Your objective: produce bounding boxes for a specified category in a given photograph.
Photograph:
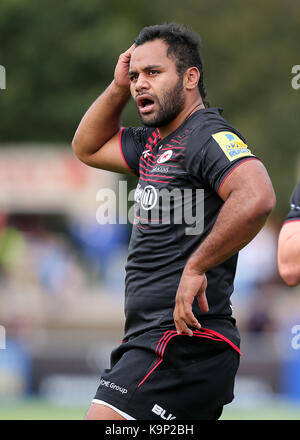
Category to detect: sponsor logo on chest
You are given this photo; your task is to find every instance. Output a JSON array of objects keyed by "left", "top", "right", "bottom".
[{"left": 152, "top": 165, "right": 169, "bottom": 173}]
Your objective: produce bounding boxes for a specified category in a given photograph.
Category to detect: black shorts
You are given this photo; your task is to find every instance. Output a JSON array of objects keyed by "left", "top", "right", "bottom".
[{"left": 93, "top": 326, "right": 240, "bottom": 420}]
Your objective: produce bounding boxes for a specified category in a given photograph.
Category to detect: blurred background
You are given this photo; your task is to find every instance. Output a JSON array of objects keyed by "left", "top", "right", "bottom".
[{"left": 1, "top": 0, "right": 300, "bottom": 420}]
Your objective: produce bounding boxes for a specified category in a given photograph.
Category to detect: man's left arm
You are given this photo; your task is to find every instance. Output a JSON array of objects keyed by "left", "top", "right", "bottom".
[{"left": 173, "top": 159, "right": 276, "bottom": 336}]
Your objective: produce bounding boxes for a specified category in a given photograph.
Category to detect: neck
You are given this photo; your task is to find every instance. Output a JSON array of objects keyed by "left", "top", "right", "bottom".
[{"left": 158, "top": 99, "right": 205, "bottom": 139}]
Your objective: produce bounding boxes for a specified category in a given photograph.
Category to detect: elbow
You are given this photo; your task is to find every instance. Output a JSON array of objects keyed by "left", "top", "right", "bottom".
[
  {"left": 71, "top": 134, "right": 81, "bottom": 158},
  {"left": 279, "top": 265, "right": 300, "bottom": 287},
  {"left": 262, "top": 186, "right": 277, "bottom": 216},
  {"left": 71, "top": 134, "right": 89, "bottom": 164},
  {"left": 249, "top": 187, "right": 276, "bottom": 221}
]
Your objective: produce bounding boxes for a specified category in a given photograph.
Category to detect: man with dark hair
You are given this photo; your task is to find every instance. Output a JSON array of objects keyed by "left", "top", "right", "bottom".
[
  {"left": 278, "top": 179, "right": 300, "bottom": 286},
  {"left": 134, "top": 23, "right": 209, "bottom": 107},
  {"left": 72, "top": 23, "right": 276, "bottom": 420}
]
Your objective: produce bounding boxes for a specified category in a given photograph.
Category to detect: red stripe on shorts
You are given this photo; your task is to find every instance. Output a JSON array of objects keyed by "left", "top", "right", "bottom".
[{"left": 137, "top": 328, "right": 240, "bottom": 388}]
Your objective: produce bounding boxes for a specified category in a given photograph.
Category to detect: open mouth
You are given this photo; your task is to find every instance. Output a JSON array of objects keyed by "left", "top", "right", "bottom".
[{"left": 137, "top": 97, "right": 155, "bottom": 114}]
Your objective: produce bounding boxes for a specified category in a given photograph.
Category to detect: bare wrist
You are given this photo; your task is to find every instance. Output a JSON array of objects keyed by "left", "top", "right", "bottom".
[
  {"left": 185, "top": 260, "right": 205, "bottom": 276},
  {"left": 111, "top": 80, "right": 131, "bottom": 99}
]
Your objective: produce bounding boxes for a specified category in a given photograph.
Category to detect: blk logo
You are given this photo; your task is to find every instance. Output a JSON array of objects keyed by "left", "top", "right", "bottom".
[{"left": 152, "top": 403, "right": 176, "bottom": 420}]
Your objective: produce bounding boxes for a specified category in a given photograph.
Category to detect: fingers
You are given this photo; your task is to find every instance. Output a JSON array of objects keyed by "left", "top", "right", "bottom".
[
  {"left": 197, "top": 290, "right": 209, "bottom": 313},
  {"left": 173, "top": 302, "right": 201, "bottom": 337},
  {"left": 127, "top": 43, "right": 136, "bottom": 54},
  {"left": 114, "top": 44, "right": 136, "bottom": 89},
  {"left": 174, "top": 317, "right": 194, "bottom": 337},
  {"left": 173, "top": 272, "right": 209, "bottom": 337},
  {"left": 121, "top": 43, "right": 136, "bottom": 61}
]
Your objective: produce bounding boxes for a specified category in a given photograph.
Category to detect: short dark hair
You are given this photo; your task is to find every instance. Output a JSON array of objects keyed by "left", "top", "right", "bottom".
[{"left": 134, "top": 23, "right": 209, "bottom": 107}]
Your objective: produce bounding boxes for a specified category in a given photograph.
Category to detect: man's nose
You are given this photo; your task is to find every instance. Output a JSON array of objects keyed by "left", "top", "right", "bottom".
[{"left": 135, "top": 74, "right": 150, "bottom": 92}]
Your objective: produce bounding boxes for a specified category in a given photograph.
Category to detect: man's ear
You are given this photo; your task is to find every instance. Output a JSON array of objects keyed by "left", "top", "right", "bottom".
[{"left": 184, "top": 67, "right": 200, "bottom": 91}]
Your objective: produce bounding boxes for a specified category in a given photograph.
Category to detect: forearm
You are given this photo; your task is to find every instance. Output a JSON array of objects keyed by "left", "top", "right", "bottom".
[
  {"left": 72, "top": 80, "right": 130, "bottom": 158},
  {"left": 186, "top": 190, "right": 272, "bottom": 274},
  {"left": 173, "top": 191, "right": 271, "bottom": 336},
  {"left": 173, "top": 160, "right": 275, "bottom": 335}
]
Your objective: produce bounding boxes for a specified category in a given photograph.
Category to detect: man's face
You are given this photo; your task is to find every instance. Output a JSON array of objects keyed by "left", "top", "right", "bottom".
[{"left": 129, "top": 39, "right": 186, "bottom": 127}]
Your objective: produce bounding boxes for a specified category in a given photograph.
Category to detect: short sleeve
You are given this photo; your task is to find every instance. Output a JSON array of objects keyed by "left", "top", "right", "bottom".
[
  {"left": 119, "top": 127, "right": 149, "bottom": 177},
  {"left": 284, "top": 180, "right": 300, "bottom": 223},
  {"left": 185, "top": 129, "right": 259, "bottom": 193}
]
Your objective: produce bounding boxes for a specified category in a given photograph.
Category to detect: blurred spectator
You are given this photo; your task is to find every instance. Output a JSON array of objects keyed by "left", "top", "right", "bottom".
[
  {"left": 233, "top": 225, "right": 278, "bottom": 300},
  {"left": 0, "top": 213, "right": 86, "bottom": 297},
  {"left": 0, "top": 213, "right": 27, "bottom": 285},
  {"left": 70, "top": 214, "right": 130, "bottom": 292},
  {"left": 244, "top": 286, "right": 277, "bottom": 333},
  {"left": 231, "top": 224, "right": 278, "bottom": 331},
  {"left": 29, "top": 231, "right": 85, "bottom": 296}
]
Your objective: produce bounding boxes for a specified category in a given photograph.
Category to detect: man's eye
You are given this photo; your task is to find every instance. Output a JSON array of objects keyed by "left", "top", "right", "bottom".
[
  {"left": 129, "top": 74, "right": 138, "bottom": 81},
  {"left": 149, "top": 70, "right": 159, "bottom": 75}
]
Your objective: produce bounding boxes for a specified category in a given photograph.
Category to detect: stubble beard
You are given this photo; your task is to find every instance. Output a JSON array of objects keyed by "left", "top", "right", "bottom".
[{"left": 137, "top": 77, "right": 186, "bottom": 128}]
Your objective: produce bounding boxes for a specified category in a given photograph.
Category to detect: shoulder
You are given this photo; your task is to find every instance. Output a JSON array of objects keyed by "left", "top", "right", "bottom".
[
  {"left": 185, "top": 107, "right": 250, "bottom": 160},
  {"left": 122, "top": 126, "right": 159, "bottom": 145},
  {"left": 189, "top": 107, "right": 247, "bottom": 143}
]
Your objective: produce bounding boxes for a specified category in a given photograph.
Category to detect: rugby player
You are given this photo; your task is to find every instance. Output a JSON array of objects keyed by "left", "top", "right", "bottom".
[
  {"left": 72, "top": 23, "right": 276, "bottom": 420},
  {"left": 278, "top": 179, "right": 300, "bottom": 286}
]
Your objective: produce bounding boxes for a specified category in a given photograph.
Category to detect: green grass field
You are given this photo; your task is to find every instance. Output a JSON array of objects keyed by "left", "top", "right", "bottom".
[{"left": 0, "top": 397, "right": 299, "bottom": 420}]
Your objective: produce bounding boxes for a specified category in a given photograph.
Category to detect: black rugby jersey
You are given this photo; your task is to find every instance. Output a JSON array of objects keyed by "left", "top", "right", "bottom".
[
  {"left": 120, "top": 108, "right": 259, "bottom": 348},
  {"left": 284, "top": 180, "right": 300, "bottom": 223}
]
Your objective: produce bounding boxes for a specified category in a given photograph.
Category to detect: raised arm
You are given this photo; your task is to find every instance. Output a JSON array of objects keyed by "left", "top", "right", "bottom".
[
  {"left": 72, "top": 44, "right": 136, "bottom": 174},
  {"left": 173, "top": 159, "right": 276, "bottom": 336}
]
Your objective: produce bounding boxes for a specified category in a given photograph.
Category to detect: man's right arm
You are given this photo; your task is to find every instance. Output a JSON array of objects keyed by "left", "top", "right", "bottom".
[{"left": 72, "top": 44, "right": 136, "bottom": 174}]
